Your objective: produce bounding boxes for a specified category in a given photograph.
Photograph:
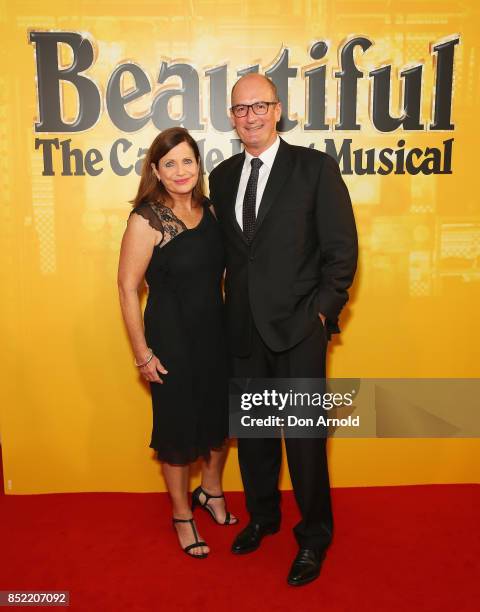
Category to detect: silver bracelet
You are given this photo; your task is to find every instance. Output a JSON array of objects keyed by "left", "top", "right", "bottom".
[{"left": 135, "top": 348, "right": 153, "bottom": 368}]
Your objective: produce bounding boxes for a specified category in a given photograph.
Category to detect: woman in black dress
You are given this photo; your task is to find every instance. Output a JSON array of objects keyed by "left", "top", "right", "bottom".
[{"left": 118, "top": 128, "right": 237, "bottom": 559}]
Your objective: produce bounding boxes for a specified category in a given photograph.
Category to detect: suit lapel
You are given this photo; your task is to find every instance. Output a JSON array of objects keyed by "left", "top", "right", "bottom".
[
  {"left": 225, "top": 153, "right": 247, "bottom": 243},
  {"left": 251, "top": 138, "right": 293, "bottom": 240}
]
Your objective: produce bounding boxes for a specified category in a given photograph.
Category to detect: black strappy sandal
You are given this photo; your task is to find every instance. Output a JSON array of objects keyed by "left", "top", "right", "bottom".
[
  {"left": 191, "top": 485, "right": 239, "bottom": 526},
  {"left": 172, "top": 517, "right": 209, "bottom": 559}
]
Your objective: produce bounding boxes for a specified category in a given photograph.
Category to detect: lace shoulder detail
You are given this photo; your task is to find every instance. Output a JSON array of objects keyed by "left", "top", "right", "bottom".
[
  {"left": 129, "top": 201, "right": 186, "bottom": 248},
  {"left": 129, "top": 202, "right": 163, "bottom": 232}
]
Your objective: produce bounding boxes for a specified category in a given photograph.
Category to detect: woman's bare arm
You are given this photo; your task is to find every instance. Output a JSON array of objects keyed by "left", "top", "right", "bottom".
[{"left": 117, "top": 214, "right": 167, "bottom": 383}]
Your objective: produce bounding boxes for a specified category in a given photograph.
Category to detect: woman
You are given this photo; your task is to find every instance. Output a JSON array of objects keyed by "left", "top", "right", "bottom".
[{"left": 118, "top": 127, "right": 237, "bottom": 559}]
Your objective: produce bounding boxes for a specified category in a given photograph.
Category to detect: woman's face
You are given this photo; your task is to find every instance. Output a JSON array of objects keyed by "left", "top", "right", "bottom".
[{"left": 152, "top": 141, "right": 199, "bottom": 199}]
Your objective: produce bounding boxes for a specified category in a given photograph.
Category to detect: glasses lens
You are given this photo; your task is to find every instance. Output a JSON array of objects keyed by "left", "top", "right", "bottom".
[
  {"left": 233, "top": 105, "right": 247, "bottom": 117},
  {"left": 252, "top": 102, "right": 269, "bottom": 115}
]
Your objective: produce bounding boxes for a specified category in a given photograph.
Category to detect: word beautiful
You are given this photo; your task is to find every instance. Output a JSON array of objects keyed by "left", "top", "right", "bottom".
[{"left": 30, "top": 32, "right": 458, "bottom": 133}]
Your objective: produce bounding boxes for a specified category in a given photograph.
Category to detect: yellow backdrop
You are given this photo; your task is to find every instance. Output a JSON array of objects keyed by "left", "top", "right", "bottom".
[{"left": 1, "top": 1, "right": 479, "bottom": 494}]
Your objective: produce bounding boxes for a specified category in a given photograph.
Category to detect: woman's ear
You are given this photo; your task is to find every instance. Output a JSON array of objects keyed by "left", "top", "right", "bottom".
[{"left": 151, "top": 162, "right": 160, "bottom": 181}]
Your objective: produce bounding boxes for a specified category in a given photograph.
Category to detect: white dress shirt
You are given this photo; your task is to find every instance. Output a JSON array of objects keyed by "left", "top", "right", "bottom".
[{"left": 235, "top": 136, "right": 281, "bottom": 229}]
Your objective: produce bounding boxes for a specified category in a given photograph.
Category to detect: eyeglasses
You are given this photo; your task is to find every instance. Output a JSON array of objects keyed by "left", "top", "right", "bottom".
[{"left": 230, "top": 101, "right": 278, "bottom": 118}]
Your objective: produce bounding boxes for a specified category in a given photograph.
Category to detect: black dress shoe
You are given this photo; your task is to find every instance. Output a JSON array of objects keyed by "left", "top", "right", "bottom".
[
  {"left": 287, "top": 548, "right": 326, "bottom": 586},
  {"left": 231, "top": 522, "right": 279, "bottom": 554}
]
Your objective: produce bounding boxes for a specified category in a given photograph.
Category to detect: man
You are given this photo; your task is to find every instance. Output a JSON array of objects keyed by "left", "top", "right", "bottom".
[{"left": 209, "top": 73, "right": 357, "bottom": 586}]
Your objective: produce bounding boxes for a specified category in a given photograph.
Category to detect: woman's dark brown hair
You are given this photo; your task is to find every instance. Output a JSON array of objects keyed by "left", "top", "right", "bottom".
[{"left": 131, "top": 127, "right": 205, "bottom": 208}]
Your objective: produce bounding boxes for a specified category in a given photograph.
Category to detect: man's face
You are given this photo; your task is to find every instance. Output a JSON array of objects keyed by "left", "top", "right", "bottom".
[{"left": 230, "top": 76, "right": 282, "bottom": 155}]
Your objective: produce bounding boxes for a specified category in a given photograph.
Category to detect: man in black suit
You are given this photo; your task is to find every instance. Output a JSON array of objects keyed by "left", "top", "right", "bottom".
[{"left": 209, "top": 74, "right": 357, "bottom": 586}]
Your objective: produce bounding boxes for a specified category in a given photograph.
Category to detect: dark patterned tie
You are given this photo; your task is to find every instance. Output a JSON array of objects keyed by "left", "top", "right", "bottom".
[{"left": 242, "top": 157, "right": 263, "bottom": 241}]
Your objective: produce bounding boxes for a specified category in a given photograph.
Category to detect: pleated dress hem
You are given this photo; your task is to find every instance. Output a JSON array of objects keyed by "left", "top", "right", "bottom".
[{"left": 150, "top": 435, "right": 228, "bottom": 466}]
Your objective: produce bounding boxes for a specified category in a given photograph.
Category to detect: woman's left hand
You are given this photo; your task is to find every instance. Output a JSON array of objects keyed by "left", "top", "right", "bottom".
[{"left": 140, "top": 354, "right": 168, "bottom": 383}]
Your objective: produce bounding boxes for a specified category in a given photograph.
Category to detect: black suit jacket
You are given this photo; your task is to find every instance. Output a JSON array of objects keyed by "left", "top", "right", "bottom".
[{"left": 209, "top": 138, "right": 358, "bottom": 356}]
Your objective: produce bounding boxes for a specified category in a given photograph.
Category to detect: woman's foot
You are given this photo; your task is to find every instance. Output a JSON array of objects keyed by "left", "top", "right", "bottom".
[
  {"left": 192, "top": 485, "right": 239, "bottom": 525},
  {"left": 173, "top": 516, "right": 210, "bottom": 558}
]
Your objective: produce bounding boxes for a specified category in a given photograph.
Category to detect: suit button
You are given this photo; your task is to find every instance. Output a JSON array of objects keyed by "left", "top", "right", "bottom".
[{"left": 249, "top": 255, "right": 255, "bottom": 261}]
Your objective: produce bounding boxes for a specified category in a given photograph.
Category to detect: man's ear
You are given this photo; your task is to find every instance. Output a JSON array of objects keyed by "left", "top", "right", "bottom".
[
  {"left": 229, "top": 111, "right": 236, "bottom": 130},
  {"left": 274, "top": 101, "right": 282, "bottom": 122}
]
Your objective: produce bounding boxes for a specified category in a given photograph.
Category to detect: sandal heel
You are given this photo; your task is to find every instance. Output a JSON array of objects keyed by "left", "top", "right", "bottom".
[{"left": 191, "top": 485, "right": 239, "bottom": 526}]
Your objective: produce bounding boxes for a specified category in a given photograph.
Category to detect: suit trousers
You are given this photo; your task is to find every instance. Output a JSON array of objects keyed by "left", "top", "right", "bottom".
[{"left": 232, "top": 317, "right": 333, "bottom": 550}]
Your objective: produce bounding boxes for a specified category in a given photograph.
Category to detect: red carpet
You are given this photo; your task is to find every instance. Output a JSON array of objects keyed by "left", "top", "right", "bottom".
[{"left": 1, "top": 451, "right": 478, "bottom": 611}]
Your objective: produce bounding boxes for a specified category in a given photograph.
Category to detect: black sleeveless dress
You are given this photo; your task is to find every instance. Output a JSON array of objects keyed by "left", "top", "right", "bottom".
[{"left": 129, "top": 199, "right": 229, "bottom": 465}]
